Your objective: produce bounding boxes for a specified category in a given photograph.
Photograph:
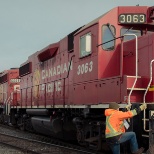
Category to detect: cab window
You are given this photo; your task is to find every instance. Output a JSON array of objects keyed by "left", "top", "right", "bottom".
[
  {"left": 102, "top": 25, "right": 115, "bottom": 51},
  {"left": 80, "top": 33, "right": 91, "bottom": 57},
  {"left": 121, "top": 28, "right": 141, "bottom": 42}
]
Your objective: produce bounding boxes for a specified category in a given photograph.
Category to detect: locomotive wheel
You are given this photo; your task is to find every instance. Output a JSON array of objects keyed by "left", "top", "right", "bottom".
[
  {"left": 25, "top": 119, "right": 34, "bottom": 132},
  {"left": 0, "top": 113, "right": 4, "bottom": 124},
  {"left": 77, "top": 129, "right": 86, "bottom": 146},
  {"left": 17, "top": 117, "right": 25, "bottom": 131}
]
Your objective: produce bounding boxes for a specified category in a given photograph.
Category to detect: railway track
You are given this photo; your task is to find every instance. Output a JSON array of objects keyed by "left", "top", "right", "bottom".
[
  {"left": 0, "top": 143, "right": 26, "bottom": 154},
  {"left": 0, "top": 124, "right": 105, "bottom": 154}
]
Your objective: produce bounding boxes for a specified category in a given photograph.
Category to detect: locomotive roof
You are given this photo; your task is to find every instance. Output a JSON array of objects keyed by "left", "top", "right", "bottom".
[
  {"left": 75, "top": 6, "right": 154, "bottom": 34},
  {"left": 75, "top": 10, "right": 110, "bottom": 35}
]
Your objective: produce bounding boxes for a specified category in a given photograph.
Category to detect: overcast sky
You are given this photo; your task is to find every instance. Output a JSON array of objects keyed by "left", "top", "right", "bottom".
[{"left": 0, "top": 0, "right": 153, "bottom": 71}]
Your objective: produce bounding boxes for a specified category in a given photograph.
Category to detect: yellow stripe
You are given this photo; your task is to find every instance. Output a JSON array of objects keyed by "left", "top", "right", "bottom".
[
  {"left": 106, "top": 132, "right": 122, "bottom": 138},
  {"left": 106, "top": 112, "right": 120, "bottom": 138},
  {"left": 149, "top": 88, "right": 154, "bottom": 91}
]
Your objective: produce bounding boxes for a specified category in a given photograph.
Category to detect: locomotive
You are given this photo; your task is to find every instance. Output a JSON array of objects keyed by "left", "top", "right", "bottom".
[{"left": 0, "top": 5, "right": 154, "bottom": 153}]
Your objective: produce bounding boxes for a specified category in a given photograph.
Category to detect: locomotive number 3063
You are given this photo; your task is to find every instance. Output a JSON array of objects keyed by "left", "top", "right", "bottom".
[
  {"left": 77, "top": 61, "right": 93, "bottom": 75},
  {"left": 119, "top": 14, "right": 146, "bottom": 24}
]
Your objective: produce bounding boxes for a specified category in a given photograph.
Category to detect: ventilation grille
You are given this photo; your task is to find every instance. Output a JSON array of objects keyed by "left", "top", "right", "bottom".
[
  {"left": 0, "top": 74, "right": 8, "bottom": 84},
  {"left": 19, "top": 62, "right": 32, "bottom": 77}
]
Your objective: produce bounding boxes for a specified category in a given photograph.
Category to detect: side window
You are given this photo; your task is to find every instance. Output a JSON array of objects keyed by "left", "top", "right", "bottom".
[
  {"left": 80, "top": 33, "right": 91, "bottom": 57},
  {"left": 102, "top": 25, "right": 115, "bottom": 51}
]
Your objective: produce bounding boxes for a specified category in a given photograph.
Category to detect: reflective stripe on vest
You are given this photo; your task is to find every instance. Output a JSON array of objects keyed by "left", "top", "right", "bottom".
[
  {"left": 131, "top": 109, "right": 137, "bottom": 116},
  {"left": 105, "top": 112, "right": 122, "bottom": 138},
  {"left": 119, "top": 121, "right": 124, "bottom": 129}
]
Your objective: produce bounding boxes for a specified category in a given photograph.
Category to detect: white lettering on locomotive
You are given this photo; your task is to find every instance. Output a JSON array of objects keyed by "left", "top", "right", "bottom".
[
  {"left": 42, "top": 62, "right": 72, "bottom": 80},
  {"left": 41, "top": 81, "right": 61, "bottom": 92},
  {"left": 77, "top": 61, "right": 93, "bottom": 75},
  {"left": 14, "top": 85, "right": 20, "bottom": 91},
  {"left": 10, "top": 79, "right": 21, "bottom": 83}
]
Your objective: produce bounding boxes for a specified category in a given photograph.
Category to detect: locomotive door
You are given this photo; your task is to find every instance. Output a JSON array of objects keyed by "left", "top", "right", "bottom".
[
  {"left": 97, "top": 24, "right": 121, "bottom": 102},
  {"left": 73, "top": 28, "right": 98, "bottom": 105},
  {"left": 99, "top": 24, "right": 121, "bottom": 78}
]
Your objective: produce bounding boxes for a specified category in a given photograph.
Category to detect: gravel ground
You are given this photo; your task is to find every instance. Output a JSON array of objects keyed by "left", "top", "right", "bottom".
[
  {"left": 0, "top": 144, "right": 25, "bottom": 154},
  {"left": 0, "top": 143, "right": 87, "bottom": 154},
  {"left": 0, "top": 125, "right": 95, "bottom": 154}
]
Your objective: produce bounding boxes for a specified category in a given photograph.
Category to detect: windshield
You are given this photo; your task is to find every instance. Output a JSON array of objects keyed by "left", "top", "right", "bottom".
[{"left": 121, "top": 28, "right": 141, "bottom": 42}]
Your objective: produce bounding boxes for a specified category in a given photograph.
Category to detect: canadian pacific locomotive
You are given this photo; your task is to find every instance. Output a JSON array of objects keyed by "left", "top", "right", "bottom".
[{"left": 0, "top": 5, "right": 154, "bottom": 153}]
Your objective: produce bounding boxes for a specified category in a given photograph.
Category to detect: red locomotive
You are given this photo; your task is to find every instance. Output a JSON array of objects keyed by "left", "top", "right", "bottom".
[
  {"left": 1, "top": 5, "right": 154, "bottom": 153},
  {"left": 0, "top": 69, "right": 20, "bottom": 121}
]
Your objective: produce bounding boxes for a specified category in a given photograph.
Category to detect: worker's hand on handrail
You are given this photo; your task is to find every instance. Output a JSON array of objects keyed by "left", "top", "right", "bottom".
[
  {"left": 140, "top": 104, "right": 147, "bottom": 111},
  {"left": 125, "top": 104, "right": 132, "bottom": 110}
]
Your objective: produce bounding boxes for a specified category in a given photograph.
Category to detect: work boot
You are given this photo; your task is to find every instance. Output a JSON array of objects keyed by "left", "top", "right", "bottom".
[{"left": 132, "top": 147, "right": 144, "bottom": 154}]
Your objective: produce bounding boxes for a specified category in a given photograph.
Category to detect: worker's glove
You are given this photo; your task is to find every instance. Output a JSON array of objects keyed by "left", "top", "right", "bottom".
[
  {"left": 126, "top": 104, "right": 132, "bottom": 110},
  {"left": 140, "top": 104, "right": 147, "bottom": 111}
]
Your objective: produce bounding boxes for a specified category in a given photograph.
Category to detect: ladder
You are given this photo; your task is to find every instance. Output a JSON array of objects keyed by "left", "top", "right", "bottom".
[
  {"left": 143, "top": 59, "right": 154, "bottom": 132},
  {"left": 126, "top": 76, "right": 146, "bottom": 102},
  {"left": 121, "top": 34, "right": 139, "bottom": 106},
  {"left": 4, "top": 96, "right": 11, "bottom": 115}
]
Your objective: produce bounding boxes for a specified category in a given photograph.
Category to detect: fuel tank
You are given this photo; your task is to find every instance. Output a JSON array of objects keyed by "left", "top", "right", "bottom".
[
  {"left": 26, "top": 109, "right": 49, "bottom": 115},
  {"left": 31, "top": 116, "right": 77, "bottom": 141}
]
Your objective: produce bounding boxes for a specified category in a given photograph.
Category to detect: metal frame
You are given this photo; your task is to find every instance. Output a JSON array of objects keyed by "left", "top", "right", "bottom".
[
  {"left": 122, "top": 34, "right": 138, "bottom": 105},
  {"left": 143, "top": 59, "right": 154, "bottom": 132}
]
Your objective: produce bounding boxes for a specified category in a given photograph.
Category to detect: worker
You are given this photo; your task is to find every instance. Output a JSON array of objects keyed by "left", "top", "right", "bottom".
[{"left": 105, "top": 102, "right": 147, "bottom": 154}]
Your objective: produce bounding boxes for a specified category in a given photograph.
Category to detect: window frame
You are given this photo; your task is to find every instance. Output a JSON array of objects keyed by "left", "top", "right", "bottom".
[
  {"left": 120, "top": 27, "right": 142, "bottom": 42},
  {"left": 79, "top": 32, "right": 92, "bottom": 58},
  {"left": 102, "top": 24, "right": 116, "bottom": 51}
]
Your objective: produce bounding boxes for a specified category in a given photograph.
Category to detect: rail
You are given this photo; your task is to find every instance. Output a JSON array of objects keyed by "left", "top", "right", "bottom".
[
  {"left": 0, "top": 124, "right": 99, "bottom": 154},
  {"left": 143, "top": 59, "right": 154, "bottom": 132},
  {"left": 122, "top": 34, "right": 138, "bottom": 105}
]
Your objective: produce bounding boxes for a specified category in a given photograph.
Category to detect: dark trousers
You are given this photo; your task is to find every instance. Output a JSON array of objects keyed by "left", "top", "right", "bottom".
[{"left": 108, "top": 132, "right": 138, "bottom": 154}]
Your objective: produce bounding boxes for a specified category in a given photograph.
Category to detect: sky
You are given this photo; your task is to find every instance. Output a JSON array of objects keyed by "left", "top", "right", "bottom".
[{"left": 0, "top": 0, "right": 154, "bottom": 72}]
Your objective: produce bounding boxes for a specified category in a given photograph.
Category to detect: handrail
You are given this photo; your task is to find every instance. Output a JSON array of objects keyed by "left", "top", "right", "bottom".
[
  {"left": 143, "top": 59, "right": 154, "bottom": 132},
  {"left": 122, "top": 34, "right": 138, "bottom": 105},
  {"left": 4, "top": 96, "right": 10, "bottom": 115}
]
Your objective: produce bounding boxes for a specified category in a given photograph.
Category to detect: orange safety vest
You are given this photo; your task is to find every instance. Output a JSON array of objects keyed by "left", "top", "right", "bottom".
[{"left": 105, "top": 109, "right": 137, "bottom": 138}]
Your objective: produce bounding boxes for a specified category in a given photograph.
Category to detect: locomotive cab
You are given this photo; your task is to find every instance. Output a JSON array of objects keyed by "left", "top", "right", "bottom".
[{"left": 72, "top": 6, "right": 154, "bottom": 151}]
